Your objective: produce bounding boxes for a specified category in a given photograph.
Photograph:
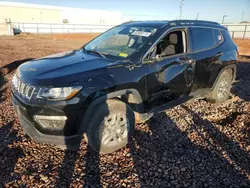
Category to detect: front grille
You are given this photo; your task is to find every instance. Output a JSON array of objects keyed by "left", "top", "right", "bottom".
[{"left": 12, "top": 74, "right": 35, "bottom": 100}]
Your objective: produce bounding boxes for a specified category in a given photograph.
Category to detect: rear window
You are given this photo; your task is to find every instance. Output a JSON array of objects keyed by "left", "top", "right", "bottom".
[
  {"left": 213, "top": 29, "right": 223, "bottom": 45},
  {"left": 191, "top": 28, "right": 216, "bottom": 52}
]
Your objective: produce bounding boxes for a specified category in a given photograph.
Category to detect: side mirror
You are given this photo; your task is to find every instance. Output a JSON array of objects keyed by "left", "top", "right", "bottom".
[{"left": 152, "top": 54, "right": 163, "bottom": 61}]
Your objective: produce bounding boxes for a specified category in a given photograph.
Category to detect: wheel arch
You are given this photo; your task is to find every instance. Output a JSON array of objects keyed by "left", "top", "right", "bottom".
[
  {"left": 78, "top": 88, "right": 144, "bottom": 133},
  {"left": 211, "top": 64, "right": 236, "bottom": 90}
]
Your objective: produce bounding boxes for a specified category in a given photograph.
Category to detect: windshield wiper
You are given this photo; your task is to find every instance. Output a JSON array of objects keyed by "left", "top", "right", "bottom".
[{"left": 83, "top": 48, "right": 108, "bottom": 59}]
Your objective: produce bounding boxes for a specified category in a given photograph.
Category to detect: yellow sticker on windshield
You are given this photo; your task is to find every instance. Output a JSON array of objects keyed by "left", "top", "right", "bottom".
[{"left": 119, "top": 53, "right": 128, "bottom": 58}]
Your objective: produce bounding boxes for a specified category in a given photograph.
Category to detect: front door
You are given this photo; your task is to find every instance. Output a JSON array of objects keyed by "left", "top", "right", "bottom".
[
  {"left": 144, "top": 28, "right": 195, "bottom": 106},
  {"left": 146, "top": 54, "right": 195, "bottom": 103}
]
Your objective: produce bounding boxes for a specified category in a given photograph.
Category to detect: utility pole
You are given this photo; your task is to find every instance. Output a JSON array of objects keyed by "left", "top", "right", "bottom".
[
  {"left": 241, "top": 11, "right": 244, "bottom": 22},
  {"left": 222, "top": 15, "right": 227, "bottom": 24},
  {"left": 196, "top": 13, "right": 199, "bottom": 20},
  {"left": 179, "top": 0, "right": 184, "bottom": 20}
]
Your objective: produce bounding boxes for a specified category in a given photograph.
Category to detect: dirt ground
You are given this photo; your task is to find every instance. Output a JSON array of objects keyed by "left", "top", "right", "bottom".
[
  {"left": 234, "top": 39, "right": 250, "bottom": 48},
  {"left": 0, "top": 34, "right": 250, "bottom": 187},
  {"left": 233, "top": 39, "right": 250, "bottom": 56},
  {"left": 35, "top": 33, "right": 100, "bottom": 43}
]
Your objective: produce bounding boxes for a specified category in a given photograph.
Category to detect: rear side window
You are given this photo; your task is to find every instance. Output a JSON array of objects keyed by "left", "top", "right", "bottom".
[
  {"left": 191, "top": 28, "right": 216, "bottom": 52},
  {"left": 213, "top": 29, "right": 223, "bottom": 45}
]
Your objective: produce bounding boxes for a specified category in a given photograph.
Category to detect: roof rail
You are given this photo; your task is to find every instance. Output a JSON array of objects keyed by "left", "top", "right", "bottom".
[{"left": 171, "top": 20, "right": 220, "bottom": 25}]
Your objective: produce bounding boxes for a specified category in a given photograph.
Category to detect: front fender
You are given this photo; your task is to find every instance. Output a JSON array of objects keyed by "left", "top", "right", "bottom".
[{"left": 80, "top": 74, "right": 115, "bottom": 95}]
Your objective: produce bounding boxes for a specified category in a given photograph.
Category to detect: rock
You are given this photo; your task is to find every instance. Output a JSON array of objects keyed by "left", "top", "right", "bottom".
[
  {"left": 40, "top": 175, "right": 48, "bottom": 181},
  {"left": 21, "top": 175, "right": 26, "bottom": 181},
  {"left": 181, "top": 167, "right": 186, "bottom": 172},
  {"left": 158, "top": 168, "right": 163, "bottom": 173},
  {"left": 196, "top": 157, "right": 201, "bottom": 162},
  {"left": 106, "top": 172, "right": 112, "bottom": 177},
  {"left": 126, "top": 153, "right": 131, "bottom": 157},
  {"left": 162, "top": 157, "right": 167, "bottom": 162}
]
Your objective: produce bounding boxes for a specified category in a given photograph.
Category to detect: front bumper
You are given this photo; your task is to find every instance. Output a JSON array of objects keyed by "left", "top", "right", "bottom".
[{"left": 12, "top": 93, "right": 83, "bottom": 149}]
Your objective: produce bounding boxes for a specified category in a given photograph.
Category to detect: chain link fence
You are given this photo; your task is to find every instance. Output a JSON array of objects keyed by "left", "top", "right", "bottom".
[
  {"left": 223, "top": 24, "right": 250, "bottom": 39},
  {"left": 11, "top": 22, "right": 114, "bottom": 34},
  {"left": 1, "top": 22, "right": 249, "bottom": 39}
]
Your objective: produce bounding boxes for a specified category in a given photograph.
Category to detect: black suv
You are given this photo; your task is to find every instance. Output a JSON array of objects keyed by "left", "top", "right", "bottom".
[{"left": 12, "top": 20, "right": 237, "bottom": 153}]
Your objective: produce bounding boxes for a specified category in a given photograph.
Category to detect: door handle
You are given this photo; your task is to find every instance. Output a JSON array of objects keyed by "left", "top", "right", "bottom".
[
  {"left": 187, "top": 59, "right": 194, "bottom": 64},
  {"left": 179, "top": 56, "right": 194, "bottom": 64}
]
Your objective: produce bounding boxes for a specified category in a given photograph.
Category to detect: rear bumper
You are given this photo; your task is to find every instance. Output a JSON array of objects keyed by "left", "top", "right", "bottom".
[{"left": 12, "top": 94, "right": 82, "bottom": 150}]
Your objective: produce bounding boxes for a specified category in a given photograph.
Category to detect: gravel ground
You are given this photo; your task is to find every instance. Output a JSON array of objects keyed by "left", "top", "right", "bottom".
[{"left": 0, "top": 35, "right": 250, "bottom": 187}]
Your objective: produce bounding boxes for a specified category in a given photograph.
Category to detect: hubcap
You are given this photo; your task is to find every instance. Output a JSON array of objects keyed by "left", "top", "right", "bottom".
[
  {"left": 99, "top": 113, "right": 129, "bottom": 147},
  {"left": 217, "top": 78, "right": 230, "bottom": 99}
]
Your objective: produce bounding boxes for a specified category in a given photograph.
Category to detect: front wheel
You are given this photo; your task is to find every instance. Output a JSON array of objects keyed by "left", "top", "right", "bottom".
[{"left": 84, "top": 99, "right": 135, "bottom": 154}]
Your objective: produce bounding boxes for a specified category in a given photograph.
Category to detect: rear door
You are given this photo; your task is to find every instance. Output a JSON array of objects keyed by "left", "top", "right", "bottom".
[{"left": 190, "top": 27, "right": 223, "bottom": 90}]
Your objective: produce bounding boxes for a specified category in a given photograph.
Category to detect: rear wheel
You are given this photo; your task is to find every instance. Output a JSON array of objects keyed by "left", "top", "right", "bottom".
[
  {"left": 84, "top": 99, "right": 135, "bottom": 153},
  {"left": 207, "top": 69, "right": 232, "bottom": 103}
]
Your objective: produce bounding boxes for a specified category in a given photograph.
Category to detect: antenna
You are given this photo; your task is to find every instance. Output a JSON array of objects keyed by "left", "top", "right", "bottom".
[{"left": 179, "top": 0, "right": 184, "bottom": 20}]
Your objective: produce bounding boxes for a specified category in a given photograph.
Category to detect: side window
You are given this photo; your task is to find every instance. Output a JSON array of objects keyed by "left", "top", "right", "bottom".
[
  {"left": 148, "top": 30, "right": 187, "bottom": 58},
  {"left": 191, "top": 28, "right": 215, "bottom": 52},
  {"left": 213, "top": 29, "right": 223, "bottom": 45}
]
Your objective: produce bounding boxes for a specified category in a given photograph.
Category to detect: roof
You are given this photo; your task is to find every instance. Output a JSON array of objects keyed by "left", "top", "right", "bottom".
[{"left": 122, "top": 20, "right": 225, "bottom": 29}]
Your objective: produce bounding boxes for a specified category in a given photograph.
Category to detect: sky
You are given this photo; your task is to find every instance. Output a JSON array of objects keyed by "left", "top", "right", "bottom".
[{"left": 2, "top": 0, "right": 250, "bottom": 23}]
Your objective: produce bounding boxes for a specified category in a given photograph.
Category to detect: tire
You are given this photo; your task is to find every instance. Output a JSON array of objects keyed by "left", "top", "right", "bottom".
[
  {"left": 207, "top": 69, "right": 232, "bottom": 103},
  {"left": 84, "top": 99, "right": 135, "bottom": 154}
]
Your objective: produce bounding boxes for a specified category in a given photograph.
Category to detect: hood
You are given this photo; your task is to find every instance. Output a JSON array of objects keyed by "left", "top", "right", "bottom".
[{"left": 17, "top": 50, "right": 115, "bottom": 86}]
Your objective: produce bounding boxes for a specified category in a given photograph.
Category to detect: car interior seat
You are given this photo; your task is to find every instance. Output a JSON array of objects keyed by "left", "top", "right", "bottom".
[{"left": 160, "top": 33, "right": 177, "bottom": 56}]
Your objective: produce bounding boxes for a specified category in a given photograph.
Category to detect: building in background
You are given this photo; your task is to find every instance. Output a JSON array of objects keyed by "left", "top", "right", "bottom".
[{"left": 0, "top": 1, "right": 122, "bottom": 25}]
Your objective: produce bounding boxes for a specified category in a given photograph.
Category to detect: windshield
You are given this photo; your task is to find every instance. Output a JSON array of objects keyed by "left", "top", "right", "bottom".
[{"left": 83, "top": 25, "right": 158, "bottom": 59}]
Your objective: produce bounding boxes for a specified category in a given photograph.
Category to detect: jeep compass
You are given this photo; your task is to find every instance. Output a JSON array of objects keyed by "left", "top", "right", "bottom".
[{"left": 12, "top": 20, "right": 237, "bottom": 153}]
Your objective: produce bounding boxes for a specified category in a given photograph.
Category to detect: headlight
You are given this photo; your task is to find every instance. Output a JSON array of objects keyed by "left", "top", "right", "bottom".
[{"left": 37, "top": 86, "right": 82, "bottom": 100}]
